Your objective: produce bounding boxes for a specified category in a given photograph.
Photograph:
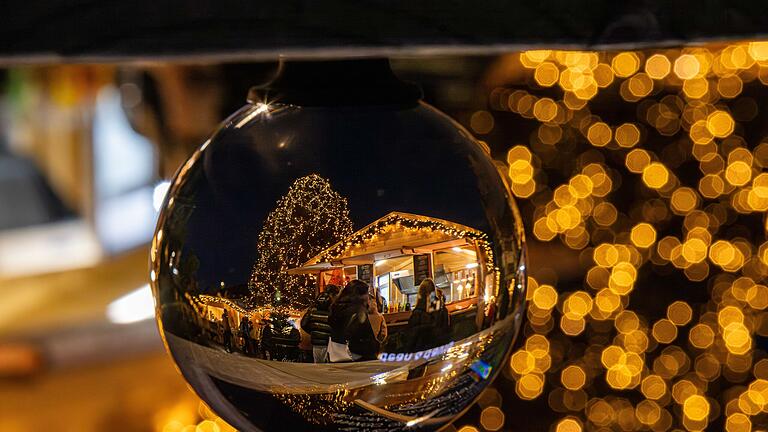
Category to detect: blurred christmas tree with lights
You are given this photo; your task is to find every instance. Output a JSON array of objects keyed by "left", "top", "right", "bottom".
[
  {"left": 249, "top": 174, "right": 353, "bottom": 309},
  {"left": 463, "top": 44, "right": 768, "bottom": 431}
]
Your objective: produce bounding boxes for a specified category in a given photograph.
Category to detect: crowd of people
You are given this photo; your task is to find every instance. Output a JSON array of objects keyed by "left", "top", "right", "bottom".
[
  {"left": 197, "top": 277, "right": 452, "bottom": 363},
  {"left": 299, "top": 278, "right": 450, "bottom": 363}
]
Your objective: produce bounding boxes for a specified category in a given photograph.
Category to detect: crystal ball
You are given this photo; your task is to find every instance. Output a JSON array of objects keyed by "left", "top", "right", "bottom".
[{"left": 151, "top": 60, "right": 527, "bottom": 431}]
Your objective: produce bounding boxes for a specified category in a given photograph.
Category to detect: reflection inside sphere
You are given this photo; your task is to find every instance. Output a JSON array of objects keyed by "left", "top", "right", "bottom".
[{"left": 151, "top": 78, "right": 526, "bottom": 431}]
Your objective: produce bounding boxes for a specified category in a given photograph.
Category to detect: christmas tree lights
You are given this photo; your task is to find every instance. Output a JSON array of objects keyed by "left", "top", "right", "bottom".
[{"left": 249, "top": 174, "right": 353, "bottom": 309}]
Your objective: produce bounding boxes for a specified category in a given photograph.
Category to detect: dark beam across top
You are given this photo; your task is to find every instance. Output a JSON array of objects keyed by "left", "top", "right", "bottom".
[{"left": 3, "top": 1, "right": 768, "bottom": 64}]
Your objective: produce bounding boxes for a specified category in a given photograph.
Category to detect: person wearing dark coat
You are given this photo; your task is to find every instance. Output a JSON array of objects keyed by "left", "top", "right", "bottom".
[
  {"left": 239, "top": 316, "right": 253, "bottom": 354},
  {"left": 300, "top": 284, "right": 340, "bottom": 363},
  {"left": 221, "top": 310, "right": 232, "bottom": 353},
  {"left": 407, "top": 279, "right": 446, "bottom": 351},
  {"left": 328, "top": 280, "right": 379, "bottom": 361}
]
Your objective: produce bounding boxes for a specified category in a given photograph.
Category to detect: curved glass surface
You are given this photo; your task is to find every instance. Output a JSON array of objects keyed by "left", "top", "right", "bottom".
[{"left": 151, "top": 99, "right": 526, "bottom": 431}]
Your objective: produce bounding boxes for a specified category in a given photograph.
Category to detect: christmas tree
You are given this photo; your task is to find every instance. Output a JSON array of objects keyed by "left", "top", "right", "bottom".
[{"left": 249, "top": 174, "right": 353, "bottom": 309}]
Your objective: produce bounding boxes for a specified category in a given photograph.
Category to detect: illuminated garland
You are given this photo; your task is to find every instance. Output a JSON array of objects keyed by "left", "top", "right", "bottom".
[
  {"left": 312, "top": 212, "right": 496, "bottom": 273},
  {"left": 248, "top": 174, "right": 353, "bottom": 309}
]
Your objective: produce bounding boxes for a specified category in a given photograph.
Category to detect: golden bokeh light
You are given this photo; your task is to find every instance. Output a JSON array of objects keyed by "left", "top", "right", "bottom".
[
  {"left": 645, "top": 54, "right": 671, "bottom": 79},
  {"left": 642, "top": 162, "right": 669, "bottom": 189},
  {"left": 587, "top": 122, "right": 612, "bottom": 147},
  {"left": 479, "top": 407, "right": 505, "bottom": 432},
  {"left": 561, "top": 365, "right": 587, "bottom": 391},
  {"left": 612, "top": 52, "right": 640, "bottom": 78},
  {"left": 614, "top": 123, "right": 641, "bottom": 148},
  {"left": 682, "top": 395, "right": 710, "bottom": 421},
  {"left": 652, "top": 318, "right": 678, "bottom": 344},
  {"left": 667, "top": 301, "right": 693, "bottom": 326},
  {"left": 630, "top": 223, "right": 656, "bottom": 248},
  {"left": 641, "top": 375, "right": 667, "bottom": 400},
  {"left": 534, "top": 62, "right": 560, "bottom": 87},
  {"left": 555, "top": 417, "right": 583, "bottom": 432},
  {"left": 674, "top": 54, "right": 701, "bottom": 79}
]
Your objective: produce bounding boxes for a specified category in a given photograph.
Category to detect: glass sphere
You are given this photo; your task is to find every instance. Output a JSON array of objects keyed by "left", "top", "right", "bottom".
[{"left": 151, "top": 60, "right": 526, "bottom": 431}]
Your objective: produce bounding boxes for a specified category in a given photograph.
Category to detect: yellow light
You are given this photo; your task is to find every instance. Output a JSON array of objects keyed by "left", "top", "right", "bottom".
[
  {"left": 522, "top": 50, "right": 552, "bottom": 66},
  {"left": 642, "top": 162, "right": 670, "bottom": 189},
  {"left": 682, "top": 77, "right": 709, "bottom": 99},
  {"left": 706, "top": 110, "right": 735, "bottom": 138},
  {"left": 630, "top": 223, "right": 657, "bottom": 248},
  {"left": 532, "top": 284, "right": 558, "bottom": 310},
  {"left": 525, "top": 334, "right": 550, "bottom": 357},
  {"left": 627, "top": 73, "right": 654, "bottom": 98},
  {"left": 645, "top": 54, "right": 671, "bottom": 79},
  {"left": 561, "top": 365, "right": 587, "bottom": 390},
  {"left": 681, "top": 238, "right": 708, "bottom": 263},
  {"left": 593, "top": 63, "right": 614, "bottom": 87},
  {"left": 671, "top": 187, "right": 699, "bottom": 214},
  {"left": 674, "top": 54, "right": 701, "bottom": 79},
  {"left": 641, "top": 375, "right": 667, "bottom": 400},
  {"left": 563, "top": 291, "right": 593, "bottom": 319},
  {"left": 725, "top": 413, "right": 752, "bottom": 432},
  {"left": 534, "top": 62, "right": 560, "bottom": 87},
  {"left": 479, "top": 406, "right": 505, "bottom": 432},
  {"left": 196, "top": 420, "right": 220, "bottom": 432},
  {"left": 533, "top": 97, "right": 558, "bottom": 122},
  {"left": 723, "top": 322, "right": 751, "bottom": 355},
  {"left": 601, "top": 345, "right": 625, "bottom": 369},
  {"left": 652, "top": 318, "right": 678, "bottom": 344},
  {"left": 508, "top": 159, "right": 534, "bottom": 184},
  {"left": 595, "top": 288, "right": 621, "bottom": 314},
  {"left": 609, "top": 262, "right": 637, "bottom": 295},
  {"left": 593, "top": 243, "right": 619, "bottom": 267},
  {"left": 510, "top": 350, "right": 536, "bottom": 375},
  {"left": 667, "top": 301, "right": 693, "bottom": 326},
  {"left": 612, "top": 52, "right": 640, "bottom": 77},
  {"left": 699, "top": 174, "right": 725, "bottom": 198},
  {"left": 683, "top": 395, "right": 710, "bottom": 421},
  {"left": 516, "top": 373, "right": 544, "bottom": 400},
  {"left": 615, "top": 310, "right": 640, "bottom": 334},
  {"left": 635, "top": 400, "right": 661, "bottom": 426},
  {"left": 718, "top": 305, "right": 745, "bottom": 328},
  {"left": 587, "top": 122, "right": 612, "bottom": 147},
  {"left": 555, "top": 417, "right": 583, "bottom": 432},
  {"left": 725, "top": 160, "right": 752, "bottom": 186},
  {"left": 615, "top": 123, "right": 641, "bottom": 148},
  {"left": 507, "top": 145, "right": 533, "bottom": 164},
  {"left": 689, "top": 323, "right": 715, "bottom": 349},
  {"left": 560, "top": 315, "right": 586, "bottom": 336}
]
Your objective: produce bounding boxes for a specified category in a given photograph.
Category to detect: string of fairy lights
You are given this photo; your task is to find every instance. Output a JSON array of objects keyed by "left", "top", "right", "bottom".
[{"left": 313, "top": 212, "right": 496, "bottom": 276}]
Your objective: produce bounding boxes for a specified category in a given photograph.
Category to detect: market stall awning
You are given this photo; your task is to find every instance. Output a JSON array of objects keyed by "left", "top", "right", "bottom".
[{"left": 286, "top": 212, "right": 486, "bottom": 274}]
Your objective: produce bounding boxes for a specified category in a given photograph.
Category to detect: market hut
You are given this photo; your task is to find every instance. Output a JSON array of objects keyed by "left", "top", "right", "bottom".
[{"left": 287, "top": 212, "right": 497, "bottom": 323}]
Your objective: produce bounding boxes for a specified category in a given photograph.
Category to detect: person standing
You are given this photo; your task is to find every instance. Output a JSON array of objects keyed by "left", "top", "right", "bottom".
[
  {"left": 300, "top": 284, "right": 340, "bottom": 363},
  {"left": 407, "top": 279, "right": 438, "bottom": 351},
  {"left": 328, "top": 280, "right": 377, "bottom": 362},
  {"left": 430, "top": 286, "right": 451, "bottom": 345},
  {"left": 367, "top": 294, "right": 388, "bottom": 352},
  {"left": 221, "top": 310, "right": 232, "bottom": 353},
  {"left": 239, "top": 316, "right": 253, "bottom": 354}
]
